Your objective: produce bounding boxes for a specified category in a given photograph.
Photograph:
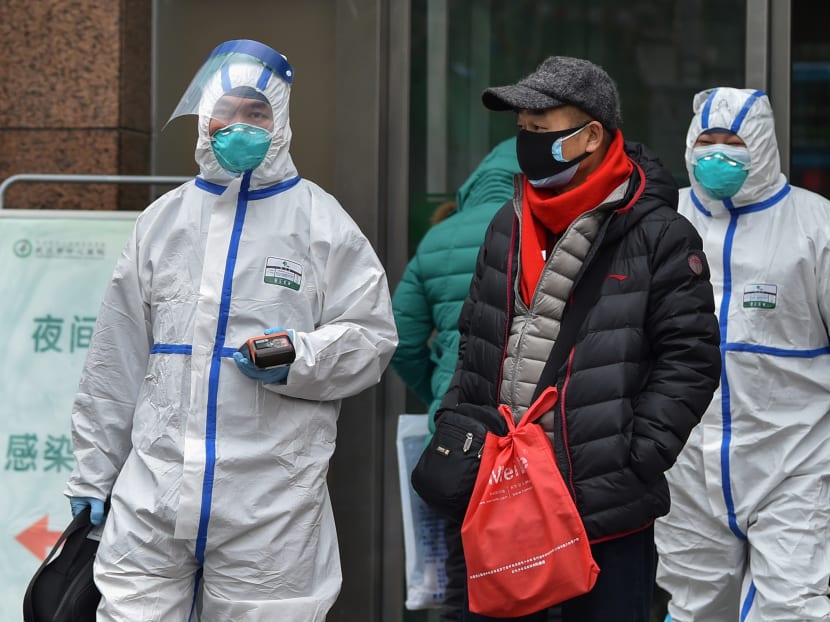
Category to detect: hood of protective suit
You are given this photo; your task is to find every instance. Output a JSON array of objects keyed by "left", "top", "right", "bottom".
[
  {"left": 455, "top": 136, "right": 520, "bottom": 212},
  {"left": 685, "top": 87, "right": 787, "bottom": 210},
  {"left": 195, "top": 58, "right": 298, "bottom": 188}
]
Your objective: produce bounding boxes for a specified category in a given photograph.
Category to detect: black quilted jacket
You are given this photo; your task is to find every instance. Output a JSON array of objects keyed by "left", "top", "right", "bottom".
[{"left": 438, "top": 141, "right": 721, "bottom": 537}]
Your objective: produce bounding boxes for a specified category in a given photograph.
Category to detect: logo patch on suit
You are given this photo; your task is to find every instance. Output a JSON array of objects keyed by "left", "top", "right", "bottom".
[
  {"left": 743, "top": 283, "right": 777, "bottom": 309},
  {"left": 688, "top": 253, "right": 704, "bottom": 276},
  {"left": 264, "top": 257, "right": 302, "bottom": 290}
]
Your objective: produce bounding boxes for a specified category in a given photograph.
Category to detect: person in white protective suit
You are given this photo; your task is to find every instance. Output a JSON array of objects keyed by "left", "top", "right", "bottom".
[
  {"left": 63, "top": 39, "right": 398, "bottom": 621},
  {"left": 654, "top": 87, "right": 830, "bottom": 622}
]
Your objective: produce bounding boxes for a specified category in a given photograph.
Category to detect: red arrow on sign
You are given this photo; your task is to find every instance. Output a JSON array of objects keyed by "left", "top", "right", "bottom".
[{"left": 16, "top": 516, "right": 62, "bottom": 560}]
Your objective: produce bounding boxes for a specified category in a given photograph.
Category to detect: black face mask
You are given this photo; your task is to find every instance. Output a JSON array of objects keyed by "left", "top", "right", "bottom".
[{"left": 515, "top": 123, "right": 591, "bottom": 182}]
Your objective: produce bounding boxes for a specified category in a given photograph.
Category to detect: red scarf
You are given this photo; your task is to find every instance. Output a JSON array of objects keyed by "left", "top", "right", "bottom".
[{"left": 519, "top": 130, "right": 633, "bottom": 304}]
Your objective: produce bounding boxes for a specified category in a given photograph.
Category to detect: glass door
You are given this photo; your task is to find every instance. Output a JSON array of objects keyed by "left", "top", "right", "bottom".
[
  {"left": 408, "top": 0, "right": 748, "bottom": 256},
  {"left": 791, "top": 0, "right": 830, "bottom": 198}
]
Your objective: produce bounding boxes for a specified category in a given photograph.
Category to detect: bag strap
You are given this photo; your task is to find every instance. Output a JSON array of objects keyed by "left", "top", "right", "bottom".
[
  {"left": 23, "top": 508, "right": 92, "bottom": 622},
  {"left": 531, "top": 242, "right": 616, "bottom": 402}
]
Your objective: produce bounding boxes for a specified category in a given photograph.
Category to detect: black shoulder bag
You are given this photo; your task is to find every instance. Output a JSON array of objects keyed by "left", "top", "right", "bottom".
[
  {"left": 23, "top": 507, "right": 102, "bottom": 622},
  {"left": 411, "top": 243, "right": 616, "bottom": 521}
]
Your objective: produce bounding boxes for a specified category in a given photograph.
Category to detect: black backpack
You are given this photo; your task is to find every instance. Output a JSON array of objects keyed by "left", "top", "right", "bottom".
[{"left": 23, "top": 507, "right": 102, "bottom": 622}]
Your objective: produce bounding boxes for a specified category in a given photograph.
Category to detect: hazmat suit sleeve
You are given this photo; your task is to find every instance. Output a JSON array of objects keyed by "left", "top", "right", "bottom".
[
  {"left": 64, "top": 223, "right": 151, "bottom": 501},
  {"left": 815, "top": 222, "right": 830, "bottom": 337},
  {"left": 630, "top": 215, "right": 721, "bottom": 482},
  {"left": 390, "top": 253, "right": 436, "bottom": 406},
  {"left": 267, "top": 223, "right": 398, "bottom": 402}
]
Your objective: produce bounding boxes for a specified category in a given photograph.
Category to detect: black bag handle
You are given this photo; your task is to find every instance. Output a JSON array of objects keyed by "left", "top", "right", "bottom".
[
  {"left": 531, "top": 243, "right": 616, "bottom": 402},
  {"left": 23, "top": 508, "right": 94, "bottom": 622}
]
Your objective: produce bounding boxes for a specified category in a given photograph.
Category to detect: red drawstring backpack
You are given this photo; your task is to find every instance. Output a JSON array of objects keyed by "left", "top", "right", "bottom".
[{"left": 461, "top": 386, "right": 599, "bottom": 617}]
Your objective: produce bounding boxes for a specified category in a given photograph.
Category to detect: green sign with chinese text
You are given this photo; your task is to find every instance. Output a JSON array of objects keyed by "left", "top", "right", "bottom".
[{"left": 0, "top": 210, "right": 136, "bottom": 620}]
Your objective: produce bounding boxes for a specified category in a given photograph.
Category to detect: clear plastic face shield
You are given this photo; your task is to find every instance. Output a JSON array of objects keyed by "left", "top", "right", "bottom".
[
  {"left": 166, "top": 40, "right": 294, "bottom": 174},
  {"left": 167, "top": 39, "right": 293, "bottom": 131}
]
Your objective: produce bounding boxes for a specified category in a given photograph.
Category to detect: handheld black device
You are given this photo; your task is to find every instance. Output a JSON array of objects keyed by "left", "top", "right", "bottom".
[{"left": 239, "top": 332, "right": 296, "bottom": 368}]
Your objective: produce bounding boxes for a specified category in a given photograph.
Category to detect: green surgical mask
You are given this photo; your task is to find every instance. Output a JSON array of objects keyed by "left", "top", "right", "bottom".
[
  {"left": 211, "top": 123, "right": 272, "bottom": 174},
  {"left": 692, "top": 145, "right": 750, "bottom": 200}
]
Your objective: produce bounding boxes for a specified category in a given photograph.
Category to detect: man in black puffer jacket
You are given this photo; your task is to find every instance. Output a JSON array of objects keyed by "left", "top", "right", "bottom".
[{"left": 434, "top": 56, "right": 722, "bottom": 622}]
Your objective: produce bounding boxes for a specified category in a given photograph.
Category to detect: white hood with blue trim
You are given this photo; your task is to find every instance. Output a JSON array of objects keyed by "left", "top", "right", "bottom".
[
  {"left": 194, "top": 50, "right": 298, "bottom": 189},
  {"left": 685, "top": 88, "right": 787, "bottom": 210}
]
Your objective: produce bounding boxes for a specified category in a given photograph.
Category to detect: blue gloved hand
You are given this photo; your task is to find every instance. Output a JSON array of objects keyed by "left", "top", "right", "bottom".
[
  {"left": 69, "top": 496, "right": 106, "bottom": 526},
  {"left": 233, "top": 327, "right": 293, "bottom": 384},
  {"left": 264, "top": 327, "right": 294, "bottom": 340}
]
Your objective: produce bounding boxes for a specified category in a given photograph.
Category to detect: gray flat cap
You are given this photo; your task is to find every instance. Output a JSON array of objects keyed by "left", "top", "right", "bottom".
[{"left": 482, "top": 56, "right": 622, "bottom": 132}]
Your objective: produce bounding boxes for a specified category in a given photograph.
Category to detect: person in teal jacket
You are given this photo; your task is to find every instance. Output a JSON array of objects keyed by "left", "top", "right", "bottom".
[{"left": 391, "top": 137, "right": 519, "bottom": 435}]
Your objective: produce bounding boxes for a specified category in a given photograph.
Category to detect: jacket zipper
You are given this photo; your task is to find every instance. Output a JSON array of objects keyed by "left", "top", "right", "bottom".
[
  {"left": 560, "top": 346, "right": 578, "bottom": 496},
  {"left": 497, "top": 212, "right": 518, "bottom": 394}
]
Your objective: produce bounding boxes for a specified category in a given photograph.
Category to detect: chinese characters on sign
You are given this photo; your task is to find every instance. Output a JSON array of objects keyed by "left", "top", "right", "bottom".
[
  {"left": 15, "top": 315, "right": 93, "bottom": 474},
  {"left": 32, "top": 239, "right": 106, "bottom": 260},
  {"left": 12, "top": 310, "right": 88, "bottom": 474},
  {"left": 32, "top": 315, "right": 96, "bottom": 353},
  {"left": 5, "top": 434, "right": 74, "bottom": 472}
]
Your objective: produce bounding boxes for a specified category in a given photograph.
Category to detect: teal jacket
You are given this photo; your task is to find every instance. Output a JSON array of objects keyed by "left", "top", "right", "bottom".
[{"left": 391, "top": 137, "right": 519, "bottom": 432}]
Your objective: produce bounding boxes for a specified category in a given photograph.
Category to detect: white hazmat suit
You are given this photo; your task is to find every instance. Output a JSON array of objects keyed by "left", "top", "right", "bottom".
[
  {"left": 64, "top": 40, "right": 398, "bottom": 621},
  {"left": 655, "top": 88, "right": 830, "bottom": 621}
]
